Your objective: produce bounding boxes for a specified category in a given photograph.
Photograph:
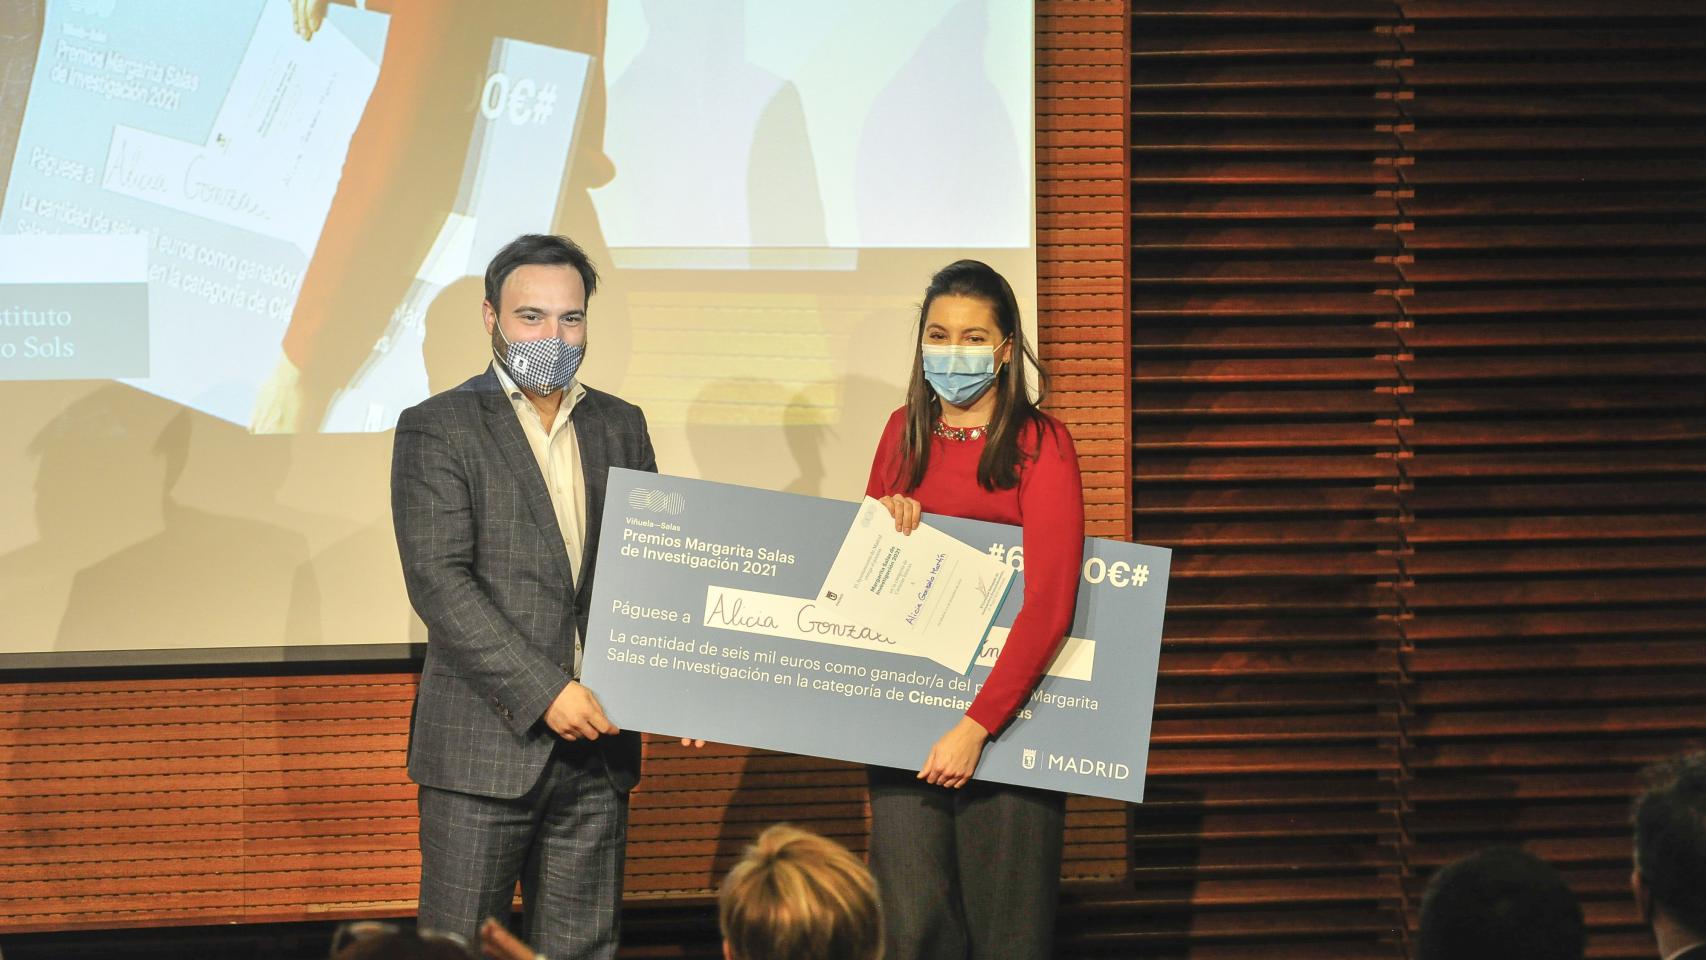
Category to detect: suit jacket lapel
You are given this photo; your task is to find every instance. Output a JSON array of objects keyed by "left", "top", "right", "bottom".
[
  {"left": 478, "top": 384, "right": 573, "bottom": 588},
  {"left": 574, "top": 402, "right": 610, "bottom": 611}
]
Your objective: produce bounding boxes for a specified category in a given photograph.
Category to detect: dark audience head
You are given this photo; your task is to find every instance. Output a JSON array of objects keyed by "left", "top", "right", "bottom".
[
  {"left": 1415, "top": 846, "right": 1584, "bottom": 960},
  {"left": 329, "top": 921, "right": 475, "bottom": 960},
  {"left": 718, "top": 824, "right": 882, "bottom": 960},
  {"left": 1633, "top": 752, "right": 1706, "bottom": 942}
]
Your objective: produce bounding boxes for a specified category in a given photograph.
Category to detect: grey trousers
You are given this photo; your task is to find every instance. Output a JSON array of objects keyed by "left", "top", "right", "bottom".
[
  {"left": 417, "top": 741, "right": 627, "bottom": 960},
  {"left": 866, "top": 766, "right": 1066, "bottom": 960}
]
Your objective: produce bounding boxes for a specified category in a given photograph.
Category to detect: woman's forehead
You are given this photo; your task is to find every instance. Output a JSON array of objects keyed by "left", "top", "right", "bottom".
[{"left": 925, "top": 294, "right": 997, "bottom": 330}]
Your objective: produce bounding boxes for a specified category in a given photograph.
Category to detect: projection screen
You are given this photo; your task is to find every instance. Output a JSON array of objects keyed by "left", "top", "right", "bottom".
[{"left": 0, "top": 0, "right": 1036, "bottom": 665}]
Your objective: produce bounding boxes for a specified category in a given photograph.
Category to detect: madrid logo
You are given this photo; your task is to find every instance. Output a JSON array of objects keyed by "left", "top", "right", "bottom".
[{"left": 1047, "top": 753, "right": 1132, "bottom": 781}]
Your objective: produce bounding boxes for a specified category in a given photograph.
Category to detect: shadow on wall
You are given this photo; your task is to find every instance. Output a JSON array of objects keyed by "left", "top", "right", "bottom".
[
  {"left": 601, "top": 0, "right": 826, "bottom": 249},
  {"left": 0, "top": 383, "right": 322, "bottom": 654},
  {"left": 683, "top": 374, "right": 897, "bottom": 496}
]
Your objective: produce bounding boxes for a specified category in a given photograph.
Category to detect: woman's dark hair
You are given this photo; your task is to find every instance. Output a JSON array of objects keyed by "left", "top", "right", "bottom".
[
  {"left": 483, "top": 233, "right": 600, "bottom": 309},
  {"left": 898, "top": 259, "right": 1048, "bottom": 492}
]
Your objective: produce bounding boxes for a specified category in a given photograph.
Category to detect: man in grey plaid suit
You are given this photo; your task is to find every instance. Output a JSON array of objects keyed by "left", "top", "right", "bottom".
[{"left": 391, "top": 234, "right": 654, "bottom": 958}]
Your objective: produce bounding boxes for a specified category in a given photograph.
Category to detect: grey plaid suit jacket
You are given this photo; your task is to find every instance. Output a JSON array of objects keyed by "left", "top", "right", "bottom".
[{"left": 392, "top": 368, "right": 655, "bottom": 798}]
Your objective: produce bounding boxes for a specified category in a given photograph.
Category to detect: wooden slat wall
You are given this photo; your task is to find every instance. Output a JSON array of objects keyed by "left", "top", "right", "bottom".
[
  {"left": 1035, "top": 0, "right": 1135, "bottom": 893},
  {"left": 1120, "top": 2, "right": 1706, "bottom": 958},
  {"left": 0, "top": 1, "right": 1133, "bottom": 940},
  {"left": 0, "top": 675, "right": 421, "bottom": 932},
  {"left": 1039, "top": 0, "right": 1134, "bottom": 543},
  {"left": 1040, "top": 24, "right": 1136, "bottom": 913}
]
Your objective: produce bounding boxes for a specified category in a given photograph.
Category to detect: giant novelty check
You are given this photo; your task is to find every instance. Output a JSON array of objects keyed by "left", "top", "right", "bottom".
[{"left": 581, "top": 469, "right": 1171, "bottom": 803}]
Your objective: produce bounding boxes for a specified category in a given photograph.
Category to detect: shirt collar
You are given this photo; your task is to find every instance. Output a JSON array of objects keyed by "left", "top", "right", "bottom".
[{"left": 490, "top": 360, "right": 586, "bottom": 421}]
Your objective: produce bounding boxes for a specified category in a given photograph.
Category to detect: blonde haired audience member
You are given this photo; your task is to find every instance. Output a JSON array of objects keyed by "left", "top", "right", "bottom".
[
  {"left": 719, "top": 824, "right": 883, "bottom": 960},
  {"left": 476, "top": 824, "right": 880, "bottom": 960}
]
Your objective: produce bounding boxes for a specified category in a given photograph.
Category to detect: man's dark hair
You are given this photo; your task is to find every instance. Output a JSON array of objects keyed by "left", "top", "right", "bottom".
[
  {"left": 1415, "top": 846, "right": 1584, "bottom": 960},
  {"left": 1634, "top": 752, "right": 1706, "bottom": 934},
  {"left": 483, "top": 233, "right": 599, "bottom": 310}
]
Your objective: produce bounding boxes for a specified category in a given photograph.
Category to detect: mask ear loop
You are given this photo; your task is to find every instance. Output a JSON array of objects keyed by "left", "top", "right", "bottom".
[{"left": 491, "top": 319, "right": 513, "bottom": 366}]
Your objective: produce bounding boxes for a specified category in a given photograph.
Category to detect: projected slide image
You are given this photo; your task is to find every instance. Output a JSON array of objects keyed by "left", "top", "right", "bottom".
[
  {"left": 1, "top": 0, "right": 388, "bottom": 427},
  {"left": 1, "top": 0, "right": 607, "bottom": 434},
  {"left": 0, "top": 0, "right": 1036, "bottom": 662},
  {"left": 3, "top": 0, "right": 1030, "bottom": 435},
  {"left": 596, "top": 0, "right": 1030, "bottom": 261}
]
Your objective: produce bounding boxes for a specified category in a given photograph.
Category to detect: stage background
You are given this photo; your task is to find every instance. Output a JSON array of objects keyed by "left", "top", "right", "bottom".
[{"left": 5, "top": 3, "right": 1706, "bottom": 959}]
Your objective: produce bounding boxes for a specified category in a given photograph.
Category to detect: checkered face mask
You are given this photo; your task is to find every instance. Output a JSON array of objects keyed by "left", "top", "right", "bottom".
[{"left": 494, "top": 325, "right": 584, "bottom": 394}]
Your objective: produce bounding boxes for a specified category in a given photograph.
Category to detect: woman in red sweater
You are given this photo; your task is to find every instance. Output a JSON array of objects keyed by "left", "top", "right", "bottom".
[{"left": 864, "top": 260, "right": 1084, "bottom": 960}]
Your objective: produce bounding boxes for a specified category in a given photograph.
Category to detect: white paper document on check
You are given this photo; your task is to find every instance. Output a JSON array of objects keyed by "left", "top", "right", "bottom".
[{"left": 812, "top": 497, "right": 1015, "bottom": 673}]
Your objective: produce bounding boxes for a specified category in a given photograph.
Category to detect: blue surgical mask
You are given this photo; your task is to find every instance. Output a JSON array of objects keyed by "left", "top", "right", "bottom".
[
  {"left": 921, "top": 339, "right": 1006, "bottom": 406},
  {"left": 495, "top": 326, "right": 584, "bottom": 395}
]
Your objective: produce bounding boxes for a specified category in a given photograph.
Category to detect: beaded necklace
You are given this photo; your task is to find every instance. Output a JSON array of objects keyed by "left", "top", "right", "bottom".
[{"left": 932, "top": 418, "right": 988, "bottom": 442}]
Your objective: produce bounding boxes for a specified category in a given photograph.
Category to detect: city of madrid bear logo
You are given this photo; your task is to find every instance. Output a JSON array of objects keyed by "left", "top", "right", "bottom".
[{"left": 1022, "top": 748, "right": 1037, "bottom": 770}]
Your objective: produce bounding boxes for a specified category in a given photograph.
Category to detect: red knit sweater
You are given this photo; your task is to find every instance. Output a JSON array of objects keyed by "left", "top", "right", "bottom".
[{"left": 864, "top": 407, "right": 1085, "bottom": 734}]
